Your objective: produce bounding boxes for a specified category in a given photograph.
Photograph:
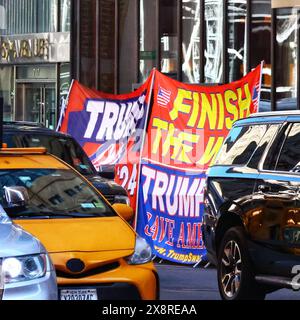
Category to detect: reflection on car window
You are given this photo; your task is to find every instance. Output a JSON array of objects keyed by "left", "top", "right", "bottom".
[
  {"left": 248, "top": 124, "right": 280, "bottom": 169},
  {"left": 276, "top": 123, "right": 300, "bottom": 172},
  {"left": 215, "top": 125, "right": 268, "bottom": 166},
  {"left": 0, "top": 169, "right": 115, "bottom": 218}
]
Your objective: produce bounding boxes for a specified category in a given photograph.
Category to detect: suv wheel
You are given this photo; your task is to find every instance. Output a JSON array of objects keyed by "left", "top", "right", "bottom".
[{"left": 217, "top": 226, "right": 266, "bottom": 300}]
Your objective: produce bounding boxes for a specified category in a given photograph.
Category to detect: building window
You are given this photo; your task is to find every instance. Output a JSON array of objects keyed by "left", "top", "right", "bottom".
[
  {"left": 160, "top": 0, "right": 178, "bottom": 79},
  {"left": 79, "top": 0, "right": 97, "bottom": 89},
  {"left": 59, "top": 62, "right": 70, "bottom": 114},
  {"left": 204, "top": 0, "right": 224, "bottom": 83},
  {"left": 0, "top": 0, "right": 58, "bottom": 35},
  {"left": 0, "top": 66, "right": 13, "bottom": 121},
  {"left": 227, "top": 0, "right": 247, "bottom": 82},
  {"left": 275, "top": 7, "right": 298, "bottom": 110},
  {"left": 139, "top": 0, "right": 157, "bottom": 83},
  {"left": 119, "top": 0, "right": 138, "bottom": 93},
  {"left": 99, "top": 0, "right": 116, "bottom": 93},
  {"left": 251, "top": 0, "right": 271, "bottom": 103},
  {"left": 61, "top": 0, "right": 71, "bottom": 32},
  {"left": 182, "top": 0, "right": 201, "bottom": 83}
]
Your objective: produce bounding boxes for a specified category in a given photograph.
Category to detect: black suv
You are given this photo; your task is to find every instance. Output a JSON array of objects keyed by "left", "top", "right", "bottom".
[
  {"left": 203, "top": 111, "right": 300, "bottom": 300},
  {"left": 2, "top": 121, "right": 129, "bottom": 205}
]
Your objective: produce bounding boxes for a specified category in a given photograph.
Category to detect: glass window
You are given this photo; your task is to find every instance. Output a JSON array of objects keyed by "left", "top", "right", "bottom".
[
  {"left": 99, "top": 0, "right": 116, "bottom": 93},
  {"left": 204, "top": 0, "right": 224, "bottom": 83},
  {"left": 0, "top": 4, "right": 6, "bottom": 31},
  {"left": 16, "top": 65, "right": 56, "bottom": 80},
  {"left": 0, "top": 0, "right": 58, "bottom": 35},
  {"left": 276, "top": 123, "right": 300, "bottom": 172},
  {"left": 60, "top": 0, "right": 71, "bottom": 32},
  {"left": 275, "top": 7, "right": 298, "bottom": 110},
  {"left": 0, "top": 169, "right": 115, "bottom": 218},
  {"left": 248, "top": 124, "right": 280, "bottom": 169},
  {"left": 227, "top": 0, "right": 247, "bottom": 82},
  {"left": 215, "top": 125, "right": 268, "bottom": 166},
  {"left": 119, "top": 0, "right": 138, "bottom": 93},
  {"left": 59, "top": 63, "right": 70, "bottom": 116},
  {"left": 263, "top": 124, "right": 289, "bottom": 171},
  {"left": 79, "top": 0, "right": 97, "bottom": 89},
  {"left": 182, "top": 0, "right": 200, "bottom": 83},
  {"left": 0, "top": 66, "right": 13, "bottom": 121},
  {"left": 251, "top": 0, "right": 271, "bottom": 102},
  {"left": 139, "top": 0, "right": 157, "bottom": 83},
  {"left": 160, "top": 0, "right": 178, "bottom": 79}
]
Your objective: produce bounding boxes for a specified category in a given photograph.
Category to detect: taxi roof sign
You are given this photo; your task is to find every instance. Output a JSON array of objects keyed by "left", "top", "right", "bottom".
[{"left": 0, "top": 147, "right": 47, "bottom": 155}]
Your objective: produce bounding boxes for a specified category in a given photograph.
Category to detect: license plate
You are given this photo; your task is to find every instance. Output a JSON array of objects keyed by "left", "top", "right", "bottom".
[{"left": 60, "top": 288, "right": 98, "bottom": 300}]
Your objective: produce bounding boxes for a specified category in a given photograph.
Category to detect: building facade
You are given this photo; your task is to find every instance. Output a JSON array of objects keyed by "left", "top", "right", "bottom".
[
  {"left": 0, "top": 0, "right": 300, "bottom": 129},
  {"left": 0, "top": 0, "right": 71, "bottom": 129},
  {"left": 71, "top": 0, "right": 300, "bottom": 112}
]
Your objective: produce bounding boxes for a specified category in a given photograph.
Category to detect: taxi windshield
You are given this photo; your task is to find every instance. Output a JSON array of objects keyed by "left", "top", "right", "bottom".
[{"left": 0, "top": 169, "right": 115, "bottom": 219}]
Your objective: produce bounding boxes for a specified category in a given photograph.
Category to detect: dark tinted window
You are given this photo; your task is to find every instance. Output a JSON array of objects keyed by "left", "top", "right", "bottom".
[
  {"left": 263, "top": 123, "right": 289, "bottom": 171},
  {"left": 248, "top": 124, "right": 280, "bottom": 169},
  {"left": 276, "top": 123, "right": 300, "bottom": 172},
  {"left": 215, "top": 125, "right": 267, "bottom": 166}
]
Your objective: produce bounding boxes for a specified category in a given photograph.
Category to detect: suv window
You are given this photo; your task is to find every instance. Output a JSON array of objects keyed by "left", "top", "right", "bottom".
[
  {"left": 215, "top": 125, "right": 268, "bottom": 166},
  {"left": 274, "top": 123, "right": 300, "bottom": 173},
  {"left": 248, "top": 124, "right": 280, "bottom": 169},
  {"left": 263, "top": 124, "right": 289, "bottom": 171}
]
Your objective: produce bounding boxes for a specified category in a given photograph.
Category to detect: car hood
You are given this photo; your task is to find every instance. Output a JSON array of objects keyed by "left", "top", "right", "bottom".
[
  {"left": 86, "top": 174, "right": 127, "bottom": 196},
  {"left": 0, "top": 220, "right": 43, "bottom": 258},
  {"left": 15, "top": 216, "right": 136, "bottom": 255}
]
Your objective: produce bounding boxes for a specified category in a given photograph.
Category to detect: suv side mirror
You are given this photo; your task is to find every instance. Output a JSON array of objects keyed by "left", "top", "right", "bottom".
[
  {"left": 112, "top": 203, "right": 134, "bottom": 222},
  {"left": 3, "top": 186, "right": 29, "bottom": 208},
  {"left": 98, "top": 165, "right": 115, "bottom": 180}
]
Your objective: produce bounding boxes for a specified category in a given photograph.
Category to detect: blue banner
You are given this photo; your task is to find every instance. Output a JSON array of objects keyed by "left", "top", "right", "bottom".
[{"left": 136, "top": 161, "right": 207, "bottom": 264}]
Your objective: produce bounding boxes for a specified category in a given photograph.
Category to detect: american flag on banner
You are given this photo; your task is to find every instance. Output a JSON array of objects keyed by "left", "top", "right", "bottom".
[
  {"left": 252, "top": 81, "right": 260, "bottom": 111},
  {"left": 252, "top": 61, "right": 263, "bottom": 112},
  {"left": 157, "top": 86, "right": 171, "bottom": 106}
]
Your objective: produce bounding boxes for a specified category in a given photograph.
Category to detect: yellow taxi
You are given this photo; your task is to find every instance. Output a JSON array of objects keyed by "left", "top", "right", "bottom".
[{"left": 0, "top": 147, "right": 159, "bottom": 300}]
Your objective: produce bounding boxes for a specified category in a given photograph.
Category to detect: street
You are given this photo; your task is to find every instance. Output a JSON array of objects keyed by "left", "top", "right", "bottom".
[{"left": 156, "top": 263, "right": 300, "bottom": 300}]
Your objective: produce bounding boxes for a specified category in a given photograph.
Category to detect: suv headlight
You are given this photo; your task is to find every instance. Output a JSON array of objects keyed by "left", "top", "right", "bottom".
[
  {"left": 114, "top": 195, "right": 130, "bottom": 206},
  {"left": 127, "top": 235, "right": 152, "bottom": 265},
  {"left": 1, "top": 254, "right": 47, "bottom": 284}
]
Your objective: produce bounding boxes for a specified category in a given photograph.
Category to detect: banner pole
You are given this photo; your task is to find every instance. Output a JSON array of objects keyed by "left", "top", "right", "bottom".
[
  {"left": 56, "top": 79, "right": 75, "bottom": 131},
  {"left": 257, "top": 60, "right": 264, "bottom": 113},
  {"left": 133, "top": 69, "right": 156, "bottom": 231}
]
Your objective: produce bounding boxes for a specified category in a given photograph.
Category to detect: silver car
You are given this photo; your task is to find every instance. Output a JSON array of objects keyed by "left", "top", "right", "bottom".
[{"left": 0, "top": 208, "right": 57, "bottom": 300}]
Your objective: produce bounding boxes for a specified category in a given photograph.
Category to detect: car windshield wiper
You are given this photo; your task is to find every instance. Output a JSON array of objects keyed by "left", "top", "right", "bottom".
[
  {"left": 9, "top": 212, "right": 53, "bottom": 219},
  {"left": 9, "top": 211, "right": 100, "bottom": 219},
  {"left": 52, "top": 212, "right": 100, "bottom": 218}
]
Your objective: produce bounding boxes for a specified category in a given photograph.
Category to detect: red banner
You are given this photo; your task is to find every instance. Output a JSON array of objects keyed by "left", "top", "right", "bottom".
[{"left": 143, "top": 65, "right": 262, "bottom": 170}]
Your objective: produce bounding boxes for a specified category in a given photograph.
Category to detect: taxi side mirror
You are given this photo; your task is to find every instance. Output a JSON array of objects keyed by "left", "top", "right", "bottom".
[
  {"left": 112, "top": 203, "right": 134, "bottom": 222},
  {"left": 3, "top": 186, "right": 29, "bottom": 208}
]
